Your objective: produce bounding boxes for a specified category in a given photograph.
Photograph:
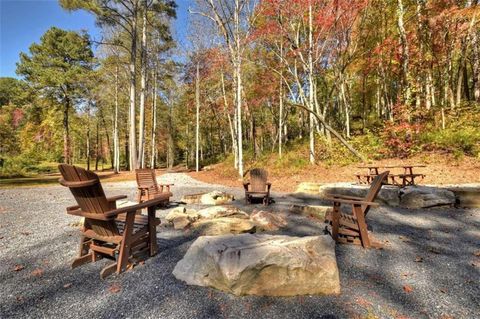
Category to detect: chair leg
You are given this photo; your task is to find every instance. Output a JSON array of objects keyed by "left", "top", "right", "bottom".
[
  {"left": 117, "top": 212, "right": 135, "bottom": 274},
  {"left": 100, "top": 263, "right": 118, "bottom": 279},
  {"left": 331, "top": 202, "right": 341, "bottom": 241},
  {"left": 147, "top": 206, "right": 158, "bottom": 257},
  {"left": 352, "top": 203, "right": 370, "bottom": 248}
]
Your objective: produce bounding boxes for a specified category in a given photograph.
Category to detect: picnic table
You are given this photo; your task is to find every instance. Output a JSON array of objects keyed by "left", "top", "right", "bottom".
[{"left": 356, "top": 164, "right": 426, "bottom": 187}]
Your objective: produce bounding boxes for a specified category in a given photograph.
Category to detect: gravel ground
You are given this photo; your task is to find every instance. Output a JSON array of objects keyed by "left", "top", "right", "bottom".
[{"left": 0, "top": 173, "right": 479, "bottom": 319}]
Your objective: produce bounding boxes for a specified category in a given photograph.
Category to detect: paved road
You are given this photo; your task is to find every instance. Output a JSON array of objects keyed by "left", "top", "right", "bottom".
[{"left": 0, "top": 173, "right": 479, "bottom": 318}]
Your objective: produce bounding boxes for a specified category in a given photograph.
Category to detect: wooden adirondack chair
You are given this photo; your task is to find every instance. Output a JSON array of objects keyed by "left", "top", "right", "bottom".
[
  {"left": 324, "top": 171, "right": 389, "bottom": 249},
  {"left": 59, "top": 164, "right": 164, "bottom": 279},
  {"left": 243, "top": 168, "right": 271, "bottom": 206},
  {"left": 135, "top": 169, "right": 173, "bottom": 205}
]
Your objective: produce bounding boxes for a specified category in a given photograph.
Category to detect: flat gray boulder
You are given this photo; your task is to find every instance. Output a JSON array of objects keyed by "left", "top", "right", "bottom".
[
  {"left": 399, "top": 186, "right": 456, "bottom": 208},
  {"left": 173, "top": 234, "right": 340, "bottom": 296}
]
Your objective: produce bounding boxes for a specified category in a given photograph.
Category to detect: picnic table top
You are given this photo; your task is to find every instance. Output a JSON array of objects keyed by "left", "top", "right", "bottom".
[{"left": 357, "top": 164, "right": 426, "bottom": 169}]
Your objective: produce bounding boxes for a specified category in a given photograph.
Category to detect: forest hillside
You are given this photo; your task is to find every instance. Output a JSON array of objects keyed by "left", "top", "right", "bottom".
[{"left": 1, "top": 0, "right": 480, "bottom": 185}]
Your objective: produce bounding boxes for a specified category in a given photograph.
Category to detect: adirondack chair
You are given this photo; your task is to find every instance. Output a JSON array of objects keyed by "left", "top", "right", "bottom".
[
  {"left": 135, "top": 169, "right": 173, "bottom": 205},
  {"left": 324, "top": 171, "right": 389, "bottom": 249},
  {"left": 59, "top": 164, "right": 164, "bottom": 279},
  {"left": 243, "top": 168, "right": 271, "bottom": 206}
]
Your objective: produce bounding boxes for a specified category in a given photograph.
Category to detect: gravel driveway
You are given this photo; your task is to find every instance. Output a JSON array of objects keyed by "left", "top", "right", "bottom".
[{"left": 0, "top": 173, "right": 479, "bottom": 319}]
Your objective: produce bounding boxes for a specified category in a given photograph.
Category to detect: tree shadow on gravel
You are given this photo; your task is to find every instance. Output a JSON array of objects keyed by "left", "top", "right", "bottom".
[{"left": 1, "top": 195, "right": 478, "bottom": 319}]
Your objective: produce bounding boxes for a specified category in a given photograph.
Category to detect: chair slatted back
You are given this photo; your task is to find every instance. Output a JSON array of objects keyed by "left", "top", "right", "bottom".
[
  {"left": 250, "top": 168, "right": 268, "bottom": 192},
  {"left": 363, "top": 171, "right": 389, "bottom": 216},
  {"left": 58, "top": 164, "right": 119, "bottom": 237},
  {"left": 136, "top": 169, "right": 158, "bottom": 191}
]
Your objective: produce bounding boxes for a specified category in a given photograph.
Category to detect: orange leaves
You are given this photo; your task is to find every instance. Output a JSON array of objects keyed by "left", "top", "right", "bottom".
[
  {"left": 31, "top": 268, "right": 44, "bottom": 277},
  {"left": 403, "top": 285, "right": 414, "bottom": 293},
  {"left": 13, "top": 264, "right": 25, "bottom": 272},
  {"left": 108, "top": 283, "right": 121, "bottom": 294}
]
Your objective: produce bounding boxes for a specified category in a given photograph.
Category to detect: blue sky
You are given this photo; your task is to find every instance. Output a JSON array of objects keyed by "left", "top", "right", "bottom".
[{"left": 0, "top": 0, "right": 190, "bottom": 78}]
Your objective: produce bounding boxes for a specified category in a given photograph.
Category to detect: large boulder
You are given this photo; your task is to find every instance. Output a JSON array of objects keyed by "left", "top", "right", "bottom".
[
  {"left": 399, "top": 186, "right": 456, "bottom": 208},
  {"left": 250, "top": 211, "right": 287, "bottom": 231},
  {"left": 181, "top": 191, "right": 235, "bottom": 205},
  {"left": 290, "top": 205, "right": 332, "bottom": 221},
  {"left": 317, "top": 182, "right": 400, "bottom": 206},
  {"left": 445, "top": 184, "right": 480, "bottom": 208},
  {"left": 295, "top": 182, "right": 323, "bottom": 194},
  {"left": 197, "top": 206, "right": 249, "bottom": 219},
  {"left": 192, "top": 217, "right": 256, "bottom": 236},
  {"left": 165, "top": 207, "right": 200, "bottom": 229},
  {"left": 173, "top": 234, "right": 340, "bottom": 296}
]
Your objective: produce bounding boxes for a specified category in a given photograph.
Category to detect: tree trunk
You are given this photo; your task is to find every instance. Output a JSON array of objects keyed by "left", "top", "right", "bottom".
[
  {"left": 128, "top": 7, "right": 138, "bottom": 171},
  {"left": 397, "top": 0, "right": 411, "bottom": 104},
  {"left": 63, "top": 98, "right": 71, "bottom": 164},
  {"left": 113, "top": 64, "right": 120, "bottom": 173},
  {"left": 95, "top": 120, "right": 99, "bottom": 171},
  {"left": 221, "top": 72, "right": 237, "bottom": 167},
  {"left": 137, "top": 3, "right": 147, "bottom": 168},
  {"left": 86, "top": 103, "right": 90, "bottom": 170},
  {"left": 234, "top": 0, "right": 244, "bottom": 177},
  {"left": 151, "top": 69, "right": 157, "bottom": 169},
  {"left": 195, "top": 62, "right": 200, "bottom": 172},
  {"left": 308, "top": 1, "right": 315, "bottom": 164}
]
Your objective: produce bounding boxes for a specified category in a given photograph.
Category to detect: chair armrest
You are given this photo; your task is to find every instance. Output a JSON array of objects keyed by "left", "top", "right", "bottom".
[
  {"left": 67, "top": 208, "right": 113, "bottom": 221},
  {"left": 243, "top": 182, "right": 250, "bottom": 191},
  {"left": 159, "top": 183, "right": 174, "bottom": 187},
  {"left": 325, "top": 197, "right": 379, "bottom": 207},
  {"left": 104, "top": 196, "right": 167, "bottom": 218},
  {"left": 66, "top": 205, "right": 80, "bottom": 211},
  {"left": 106, "top": 195, "right": 128, "bottom": 202},
  {"left": 266, "top": 182, "right": 271, "bottom": 191}
]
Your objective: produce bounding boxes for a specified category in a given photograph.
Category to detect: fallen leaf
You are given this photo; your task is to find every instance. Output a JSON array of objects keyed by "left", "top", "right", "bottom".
[
  {"left": 403, "top": 285, "right": 413, "bottom": 293},
  {"left": 355, "top": 297, "right": 373, "bottom": 308},
  {"left": 428, "top": 247, "right": 441, "bottom": 254},
  {"left": 474, "top": 251, "right": 480, "bottom": 257},
  {"left": 16, "top": 296, "right": 24, "bottom": 302},
  {"left": 13, "top": 264, "right": 24, "bottom": 272},
  {"left": 63, "top": 283, "right": 72, "bottom": 289},
  {"left": 20, "top": 232, "right": 31, "bottom": 236},
  {"left": 31, "top": 268, "right": 44, "bottom": 277},
  {"left": 401, "top": 272, "right": 411, "bottom": 278},
  {"left": 440, "top": 288, "right": 447, "bottom": 293},
  {"left": 414, "top": 256, "right": 424, "bottom": 262},
  {"left": 108, "top": 283, "right": 121, "bottom": 293}
]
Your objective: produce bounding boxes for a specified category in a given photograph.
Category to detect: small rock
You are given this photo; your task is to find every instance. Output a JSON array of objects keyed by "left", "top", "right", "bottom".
[
  {"left": 192, "top": 217, "right": 256, "bottom": 235},
  {"left": 290, "top": 205, "right": 332, "bottom": 221},
  {"left": 165, "top": 207, "right": 200, "bottom": 229},
  {"left": 197, "top": 206, "right": 249, "bottom": 219},
  {"left": 200, "top": 191, "right": 235, "bottom": 205},
  {"left": 181, "top": 191, "right": 235, "bottom": 205},
  {"left": 250, "top": 211, "right": 287, "bottom": 231}
]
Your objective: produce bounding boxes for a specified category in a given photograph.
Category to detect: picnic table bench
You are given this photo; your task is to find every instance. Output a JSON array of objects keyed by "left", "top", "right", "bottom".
[{"left": 356, "top": 165, "right": 426, "bottom": 187}]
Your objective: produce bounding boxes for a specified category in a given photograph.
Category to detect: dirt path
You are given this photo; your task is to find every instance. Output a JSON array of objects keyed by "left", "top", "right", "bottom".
[{"left": 0, "top": 173, "right": 479, "bottom": 318}]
